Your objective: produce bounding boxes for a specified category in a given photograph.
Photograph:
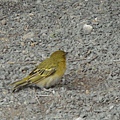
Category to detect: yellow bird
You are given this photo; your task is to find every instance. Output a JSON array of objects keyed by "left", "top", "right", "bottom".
[{"left": 10, "top": 50, "right": 67, "bottom": 92}]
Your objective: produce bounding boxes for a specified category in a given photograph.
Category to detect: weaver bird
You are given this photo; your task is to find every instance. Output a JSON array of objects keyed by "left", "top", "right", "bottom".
[{"left": 10, "top": 50, "right": 67, "bottom": 92}]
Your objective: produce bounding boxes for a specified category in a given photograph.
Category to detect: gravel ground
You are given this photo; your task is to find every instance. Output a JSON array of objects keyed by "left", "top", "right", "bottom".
[{"left": 0, "top": 0, "right": 120, "bottom": 120}]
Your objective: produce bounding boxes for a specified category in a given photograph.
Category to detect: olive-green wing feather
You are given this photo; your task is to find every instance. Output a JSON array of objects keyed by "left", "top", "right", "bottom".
[
  {"left": 29, "top": 65, "right": 56, "bottom": 77},
  {"left": 29, "top": 58, "right": 57, "bottom": 77},
  {"left": 10, "top": 58, "right": 57, "bottom": 91}
]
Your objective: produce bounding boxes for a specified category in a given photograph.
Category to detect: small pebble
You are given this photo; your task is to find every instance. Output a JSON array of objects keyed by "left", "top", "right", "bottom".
[{"left": 83, "top": 24, "right": 93, "bottom": 34}]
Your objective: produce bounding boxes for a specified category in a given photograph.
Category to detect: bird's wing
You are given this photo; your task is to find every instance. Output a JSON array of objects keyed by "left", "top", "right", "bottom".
[
  {"left": 29, "top": 66, "right": 57, "bottom": 77},
  {"left": 27, "top": 65, "right": 57, "bottom": 84},
  {"left": 29, "top": 58, "right": 57, "bottom": 78}
]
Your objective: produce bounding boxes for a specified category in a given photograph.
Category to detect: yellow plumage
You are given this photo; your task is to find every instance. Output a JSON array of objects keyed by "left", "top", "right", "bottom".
[{"left": 10, "top": 50, "right": 67, "bottom": 92}]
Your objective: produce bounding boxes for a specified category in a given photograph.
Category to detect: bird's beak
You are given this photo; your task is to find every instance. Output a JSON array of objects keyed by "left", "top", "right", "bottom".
[{"left": 65, "top": 52, "right": 68, "bottom": 55}]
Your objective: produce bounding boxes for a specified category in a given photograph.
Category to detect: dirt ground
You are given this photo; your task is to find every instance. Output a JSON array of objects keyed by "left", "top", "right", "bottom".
[{"left": 0, "top": 0, "right": 120, "bottom": 120}]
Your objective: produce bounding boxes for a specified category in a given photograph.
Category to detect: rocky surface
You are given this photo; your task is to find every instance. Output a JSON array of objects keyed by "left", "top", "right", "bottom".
[{"left": 0, "top": 0, "right": 120, "bottom": 120}]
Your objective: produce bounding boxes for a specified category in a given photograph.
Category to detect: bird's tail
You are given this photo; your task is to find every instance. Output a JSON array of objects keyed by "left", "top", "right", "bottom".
[{"left": 9, "top": 76, "right": 29, "bottom": 92}]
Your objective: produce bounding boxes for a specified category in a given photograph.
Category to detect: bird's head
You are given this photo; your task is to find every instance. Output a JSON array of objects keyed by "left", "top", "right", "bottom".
[{"left": 50, "top": 50, "right": 67, "bottom": 61}]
